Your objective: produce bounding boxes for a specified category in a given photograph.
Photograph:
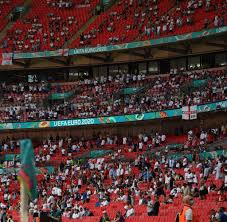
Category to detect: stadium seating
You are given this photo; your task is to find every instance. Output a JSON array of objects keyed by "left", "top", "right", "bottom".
[
  {"left": 0, "top": 2, "right": 226, "bottom": 222},
  {"left": 1, "top": 0, "right": 99, "bottom": 52},
  {"left": 1, "top": 0, "right": 226, "bottom": 51},
  {"left": 0, "top": 129, "right": 226, "bottom": 221},
  {"left": 0, "top": 67, "right": 226, "bottom": 123},
  {"left": 70, "top": 0, "right": 227, "bottom": 48},
  {"left": 70, "top": 0, "right": 175, "bottom": 48},
  {"left": 0, "top": 0, "right": 24, "bottom": 33}
]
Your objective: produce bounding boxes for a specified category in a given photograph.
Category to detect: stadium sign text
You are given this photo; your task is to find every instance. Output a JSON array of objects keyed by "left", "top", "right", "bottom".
[
  {"left": 0, "top": 100, "right": 226, "bottom": 131},
  {"left": 53, "top": 119, "right": 95, "bottom": 127}
]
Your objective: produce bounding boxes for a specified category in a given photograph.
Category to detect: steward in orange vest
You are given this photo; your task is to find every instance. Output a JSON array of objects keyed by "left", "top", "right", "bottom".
[{"left": 179, "top": 195, "right": 194, "bottom": 222}]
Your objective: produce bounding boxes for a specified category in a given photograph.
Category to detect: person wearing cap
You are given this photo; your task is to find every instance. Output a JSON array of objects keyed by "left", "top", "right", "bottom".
[{"left": 178, "top": 195, "right": 194, "bottom": 222}]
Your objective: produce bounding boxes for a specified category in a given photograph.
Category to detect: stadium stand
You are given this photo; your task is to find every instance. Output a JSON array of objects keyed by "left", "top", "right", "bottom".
[
  {"left": 0, "top": 127, "right": 226, "bottom": 221},
  {"left": 0, "top": 0, "right": 24, "bottom": 33},
  {"left": 1, "top": 0, "right": 99, "bottom": 52},
  {"left": 70, "top": 0, "right": 227, "bottom": 48},
  {"left": 0, "top": 66, "right": 226, "bottom": 122},
  {"left": 0, "top": 0, "right": 226, "bottom": 51},
  {"left": 0, "top": 1, "right": 226, "bottom": 222}
]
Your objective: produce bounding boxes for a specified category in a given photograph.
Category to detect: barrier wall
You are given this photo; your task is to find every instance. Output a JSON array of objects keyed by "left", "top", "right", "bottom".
[{"left": 0, "top": 100, "right": 226, "bottom": 131}]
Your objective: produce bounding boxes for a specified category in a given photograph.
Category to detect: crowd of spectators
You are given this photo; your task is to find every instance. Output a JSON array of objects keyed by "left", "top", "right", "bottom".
[
  {"left": 4, "top": 14, "right": 77, "bottom": 51},
  {"left": 0, "top": 67, "right": 226, "bottom": 123},
  {"left": 47, "top": 0, "right": 91, "bottom": 8},
  {"left": 0, "top": 81, "right": 78, "bottom": 122},
  {"left": 0, "top": 81, "right": 50, "bottom": 122},
  {"left": 71, "top": 0, "right": 226, "bottom": 48},
  {"left": 1, "top": 0, "right": 226, "bottom": 52},
  {"left": 0, "top": 130, "right": 168, "bottom": 165},
  {"left": 75, "top": 0, "right": 175, "bottom": 47},
  {"left": 1, "top": 125, "right": 226, "bottom": 167},
  {"left": 1, "top": 0, "right": 98, "bottom": 52},
  {"left": 0, "top": 127, "right": 226, "bottom": 221}
]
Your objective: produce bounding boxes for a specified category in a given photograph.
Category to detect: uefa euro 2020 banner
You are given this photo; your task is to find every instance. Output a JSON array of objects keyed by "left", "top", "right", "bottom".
[{"left": 0, "top": 100, "right": 226, "bottom": 131}]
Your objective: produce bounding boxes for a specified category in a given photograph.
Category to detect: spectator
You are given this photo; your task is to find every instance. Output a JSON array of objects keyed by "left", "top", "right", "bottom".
[
  {"left": 217, "top": 207, "right": 227, "bottom": 222},
  {"left": 210, "top": 209, "right": 218, "bottom": 222},
  {"left": 147, "top": 196, "right": 154, "bottom": 216},
  {"left": 125, "top": 204, "right": 135, "bottom": 218},
  {"left": 113, "top": 211, "right": 125, "bottom": 222},
  {"left": 178, "top": 195, "right": 194, "bottom": 222},
  {"left": 99, "top": 211, "right": 110, "bottom": 222},
  {"left": 153, "top": 196, "right": 160, "bottom": 216},
  {"left": 49, "top": 203, "right": 62, "bottom": 221},
  {"left": 199, "top": 180, "right": 208, "bottom": 200}
]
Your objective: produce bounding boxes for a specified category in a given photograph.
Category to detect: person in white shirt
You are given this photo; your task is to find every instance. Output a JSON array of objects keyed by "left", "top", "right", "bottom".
[
  {"left": 101, "top": 139, "right": 105, "bottom": 146},
  {"left": 185, "top": 170, "right": 194, "bottom": 184},
  {"left": 3, "top": 144, "right": 8, "bottom": 151},
  {"left": 165, "top": 173, "right": 171, "bottom": 189},
  {"left": 57, "top": 188, "right": 62, "bottom": 197},
  {"left": 59, "top": 139, "right": 63, "bottom": 148},
  {"left": 154, "top": 161, "right": 160, "bottom": 170},
  {"left": 215, "top": 160, "right": 223, "bottom": 180},
  {"left": 78, "top": 178, "right": 82, "bottom": 188},
  {"left": 188, "top": 130, "right": 193, "bottom": 141},
  {"left": 169, "top": 158, "right": 175, "bottom": 168},
  {"left": 200, "top": 131, "right": 206, "bottom": 141},
  {"left": 183, "top": 157, "right": 188, "bottom": 167},
  {"left": 100, "top": 198, "right": 109, "bottom": 206},
  {"left": 52, "top": 187, "right": 57, "bottom": 196},
  {"left": 139, "top": 141, "right": 143, "bottom": 151},
  {"left": 61, "top": 148, "right": 66, "bottom": 156},
  {"left": 147, "top": 196, "right": 154, "bottom": 215},
  {"left": 161, "top": 134, "right": 166, "bottom": 142},
  {"left": 72, "top": 209, "right": 80, "bottom": 219},
  {"left": 143, "top": 135, "right": 148, "bottom": 144},
  {"left": 78, "top": 207, "right": 85, "bottom": 217},
  {"left": 214, "top": 15, "right": 219, "bottom": 27},
  {"left": 125, "top": 204, "right": 135, "bottom": 217},
  {"left": 170, "top": 186, "right": 180, "bottom": 198},
  {"left": 46, "top": 154, "right": 50, "bottom": 161},
  {"left": 42, "top": 202, "right": 48, "bottom": 211},
  {"left": 192, "top": 173, "right": 198, "bottom": 184},
  {"left": 47, "top": 195, "right": 55, "bottom": 207},
  {"left": 89, "top": 161, "right": 95, "bottom": 170}
]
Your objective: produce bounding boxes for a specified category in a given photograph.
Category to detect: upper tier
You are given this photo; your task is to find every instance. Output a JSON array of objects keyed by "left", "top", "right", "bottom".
[
  {"left": 0, "top": 0, "right": 226, "bottom": 52},
  {"left": 0, "top": 67, "right": 226, "bottom": 124}
]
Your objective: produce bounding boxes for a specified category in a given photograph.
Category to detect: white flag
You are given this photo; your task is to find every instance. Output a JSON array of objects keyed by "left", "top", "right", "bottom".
[{"left": 182, "top": 105, "right": 197, "bottom": 120}]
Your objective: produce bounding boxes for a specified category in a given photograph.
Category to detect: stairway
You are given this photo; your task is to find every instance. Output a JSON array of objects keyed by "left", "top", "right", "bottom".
[
  {"left": 63, "top": 14, "right": 98, "bottom": 48},
  {"left": 64, "top": 0, "right": 119, "bottom": 48},
  {"left": 0, "top": 0, "right": 32, "bottom": 45}
]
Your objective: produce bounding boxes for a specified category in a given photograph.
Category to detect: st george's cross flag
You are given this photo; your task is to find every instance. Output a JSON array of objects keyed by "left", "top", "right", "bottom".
[
  {"left": 182, "top": 105, "right": 197, "bottom": 120},
  {"left": 0, "top": 53, "right": 13, "bottom": 65}
]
